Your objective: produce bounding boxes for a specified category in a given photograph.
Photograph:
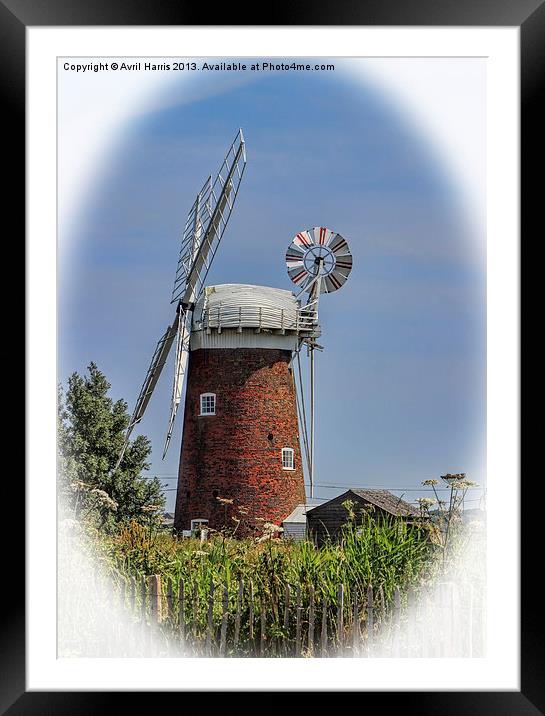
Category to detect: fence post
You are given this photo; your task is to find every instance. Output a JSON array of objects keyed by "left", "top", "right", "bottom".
[
  {"left": 407, "top": 588, "right": 416, "bottom": 658},
  {"left": 321, "top": 597, "right": 328, "bottom": 657},
  {"left": 260, "top": 597, "right": 266, "bottom": 657},
  {"left": 352, "top": 594, "right": 359, "bottom": 657},
  {"left": 178, "top": 579, "right": 186, "bottom": 647},
  {"left": 140, "top": 575, "right": 147, "bottom": 655},
  {"left": 426, "top": 586, "right": 434, "bottom": 658},
  {"left": 336, "top": 584, "right": 344, "bottom": 655},
  {"left": 129, "top": 576, "right": 136, "bottom": 615},
  {"left": 308, "top": 585, "right": 315, "bottom": 657},
  {"left": 249, "top": 582, "right": 254, "bottom": 650},
  {"left": 162, "top": 576, "right": 173, "bottom": 656},
  {"left": 295, "top": 585, "right": 302, "bottom": 657},
  {"left": 140, "top": 575, "right": 147, "bottom": 622},
  {"left": 366, "top": 586, "right": 374, "bottom": 657},
  {"left": 149, "top": 575, "right": 162, "bottom": 624},
  {"left": 393, "top": 587, "right": 401, "bottom": 657},
  {"left": 192, "top": 582, "right": 198, "bottom": 644},
  {"left": 234, "top": 579, "right": 243, "bottom": 651},
  {"left": 165, "top": 577, "right": 173, "bottom": 624},
  {"left": 283, "top": 584, "right": 291, "bottom": 656},
  {"left": 220, "top": 584, "right": 229, "bottom": 657},
  {"left": 148, "top": 575, "right": 161, "bottom": 657},
  {"left": 206, "top": 582, "right": 215, "bottom": 655}
]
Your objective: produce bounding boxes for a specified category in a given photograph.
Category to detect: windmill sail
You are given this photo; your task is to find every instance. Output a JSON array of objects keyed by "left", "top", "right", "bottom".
[
  {"left": 171, "top": 175, "right": 211, "bottom": 305},
  {"left": 162, "top": 306, "right": 191, "bottom": 458},
  {"left": 115, "top": 317, "right": 178, "bottom": 469},
  {"left": 171, "top": 129, "right": 246, "bottom": 307},
  {"left": 161, "top": 129, "right": 247, "bottom": 459}
]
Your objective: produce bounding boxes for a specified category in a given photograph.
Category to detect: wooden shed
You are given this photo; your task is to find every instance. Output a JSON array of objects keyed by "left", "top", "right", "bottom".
[{"left": 306, "top": 489, "right": 419, "bottom": 546}]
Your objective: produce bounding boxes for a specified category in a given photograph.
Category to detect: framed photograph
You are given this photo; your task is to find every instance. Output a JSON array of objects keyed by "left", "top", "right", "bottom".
[{"left": 14, "top": 0, "right": 536, "bottom": 709}]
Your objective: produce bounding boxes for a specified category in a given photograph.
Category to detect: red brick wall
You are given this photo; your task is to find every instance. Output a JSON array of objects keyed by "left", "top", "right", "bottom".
[{"left": 174, "top": 348, "right": 306, "bottom": 537}]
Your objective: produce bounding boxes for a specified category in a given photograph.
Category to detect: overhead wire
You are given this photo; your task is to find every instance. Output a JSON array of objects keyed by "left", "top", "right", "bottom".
[{"left": 146, "top": 475, "right": 485, "bottom": 492}]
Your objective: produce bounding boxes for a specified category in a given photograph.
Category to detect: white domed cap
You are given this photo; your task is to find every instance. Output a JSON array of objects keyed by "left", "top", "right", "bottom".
[
  {"left": 190, "top": 283, "right": 319, "bottom": 351},
  {"left": 193, "top": 284, "right": 300, "bottom": 331}
]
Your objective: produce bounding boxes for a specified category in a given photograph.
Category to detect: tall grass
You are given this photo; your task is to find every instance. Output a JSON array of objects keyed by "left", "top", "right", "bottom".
[{"left": 89, "top": 514, "right": 440, "bottom": 653}]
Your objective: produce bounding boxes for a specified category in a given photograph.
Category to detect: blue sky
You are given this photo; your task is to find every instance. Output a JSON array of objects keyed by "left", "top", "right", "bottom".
[{"left": 59, "top": 61, "right": 486, "bottom": 512}]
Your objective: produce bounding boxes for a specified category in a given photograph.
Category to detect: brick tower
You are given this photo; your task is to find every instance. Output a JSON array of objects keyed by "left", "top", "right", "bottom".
[{"left": 173, "top": 284, "right": 313, "bottom": 537}]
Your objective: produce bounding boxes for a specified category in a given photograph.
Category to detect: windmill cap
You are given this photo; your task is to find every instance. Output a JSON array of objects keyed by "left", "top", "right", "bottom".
[
  {"left": 190, "top": 283, "right": 320, "bottom": 348},
  {"left": 195, "top": 283, "right": 300, "bottom": 330}
]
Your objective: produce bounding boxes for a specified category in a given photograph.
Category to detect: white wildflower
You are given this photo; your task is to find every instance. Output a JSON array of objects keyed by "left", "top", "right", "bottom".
[
  {"left": 263, "top": 522, "right": 284, "bottom": 533},
  {"left": 141, "top": 504, "right": 161, "bottom": 513},
  {"left": 70, "top": 480, "right": 92, "bottom": 492},
  {"left": 90, "top": 488, "right": 118, "bottom": 511},
  {"left": 450, "top": 480, "right": 478, "bottom": 490},
  {"left": 417, "top": 497, "right": 436, "bottom": 509}
]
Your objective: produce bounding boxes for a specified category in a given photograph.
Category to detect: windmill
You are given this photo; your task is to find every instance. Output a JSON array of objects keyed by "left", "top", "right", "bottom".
[{"left": 117, "top": 129, "right": 353, "bottom": 535}]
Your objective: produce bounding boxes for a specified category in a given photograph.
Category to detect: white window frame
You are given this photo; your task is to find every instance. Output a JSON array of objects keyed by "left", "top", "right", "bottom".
[
  {"left": 199, "top": 392, "right": 216, "bottom": 416},
  {"left": 282, "top": 447, "right": 295, "bottom": 470},
  {"left": 190, "top": 519, "right": 209, "bottom": 540}
]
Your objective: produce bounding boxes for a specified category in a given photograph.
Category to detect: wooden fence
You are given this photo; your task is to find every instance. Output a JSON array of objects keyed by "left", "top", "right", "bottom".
[{"left": 89, "top": 571, "right": 485, "bottom": 658}]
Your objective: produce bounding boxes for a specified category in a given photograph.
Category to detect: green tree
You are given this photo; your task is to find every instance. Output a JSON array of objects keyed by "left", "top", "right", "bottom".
[{"left": 58, "top": 362, "right": 165, "bottom": 530}]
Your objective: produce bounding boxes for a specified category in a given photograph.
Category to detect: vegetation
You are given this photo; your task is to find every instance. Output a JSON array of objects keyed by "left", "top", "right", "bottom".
[
  {"left": 416, "top": 474, "right": 480, "bottom": 565},
  {"left": 57, "top": 362, "right": 165, "bottom": 531},
  {"left": 81, "top": 503, "right": 439, "bottom": 652},
  {"left": 56, "top": 365, "right": 482, "bottom": 655},
  {"left": 99, "top": 515, "right": 437, "bottom": 591}
]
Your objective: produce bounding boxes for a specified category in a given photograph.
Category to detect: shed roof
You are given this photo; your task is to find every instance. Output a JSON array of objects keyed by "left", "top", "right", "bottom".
[
  {"left": 307, "top": 489, "right": 419, "bottom": 518},
  {"left": 282, "top": 503, "right": 315, "bottom": 524}
]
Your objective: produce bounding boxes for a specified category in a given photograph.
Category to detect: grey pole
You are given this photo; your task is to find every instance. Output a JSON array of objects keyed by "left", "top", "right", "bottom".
[
  {"left": 310, "top": 344, "right": 315, "bottom": 499},
  {"left": 308, "top": 257, "right": 323, "bottom": 500}
]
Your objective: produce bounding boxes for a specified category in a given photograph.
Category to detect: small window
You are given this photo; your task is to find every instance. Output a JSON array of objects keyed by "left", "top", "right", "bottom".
[
  {"left": 191, "top": 518, "right": 209, "bottom": 531},
  {"left": 282, "top": 447, "right": 295, "bottom": 470},
  {"left": 191, "top": 518, "right": 209, "bottom": 538},
  {"left": 200, "top": 393, "right": 216, "bottom": 415}
]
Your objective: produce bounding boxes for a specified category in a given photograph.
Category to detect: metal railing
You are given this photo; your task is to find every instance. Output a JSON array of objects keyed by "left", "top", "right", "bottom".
[{"left": 196, "top": 304, "right": 318, "bottom": 333}]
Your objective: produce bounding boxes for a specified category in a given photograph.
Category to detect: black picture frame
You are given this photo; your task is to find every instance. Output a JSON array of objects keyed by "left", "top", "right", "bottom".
[{"left": 11, "top": 0, "right": 537, "bottom": 710}]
